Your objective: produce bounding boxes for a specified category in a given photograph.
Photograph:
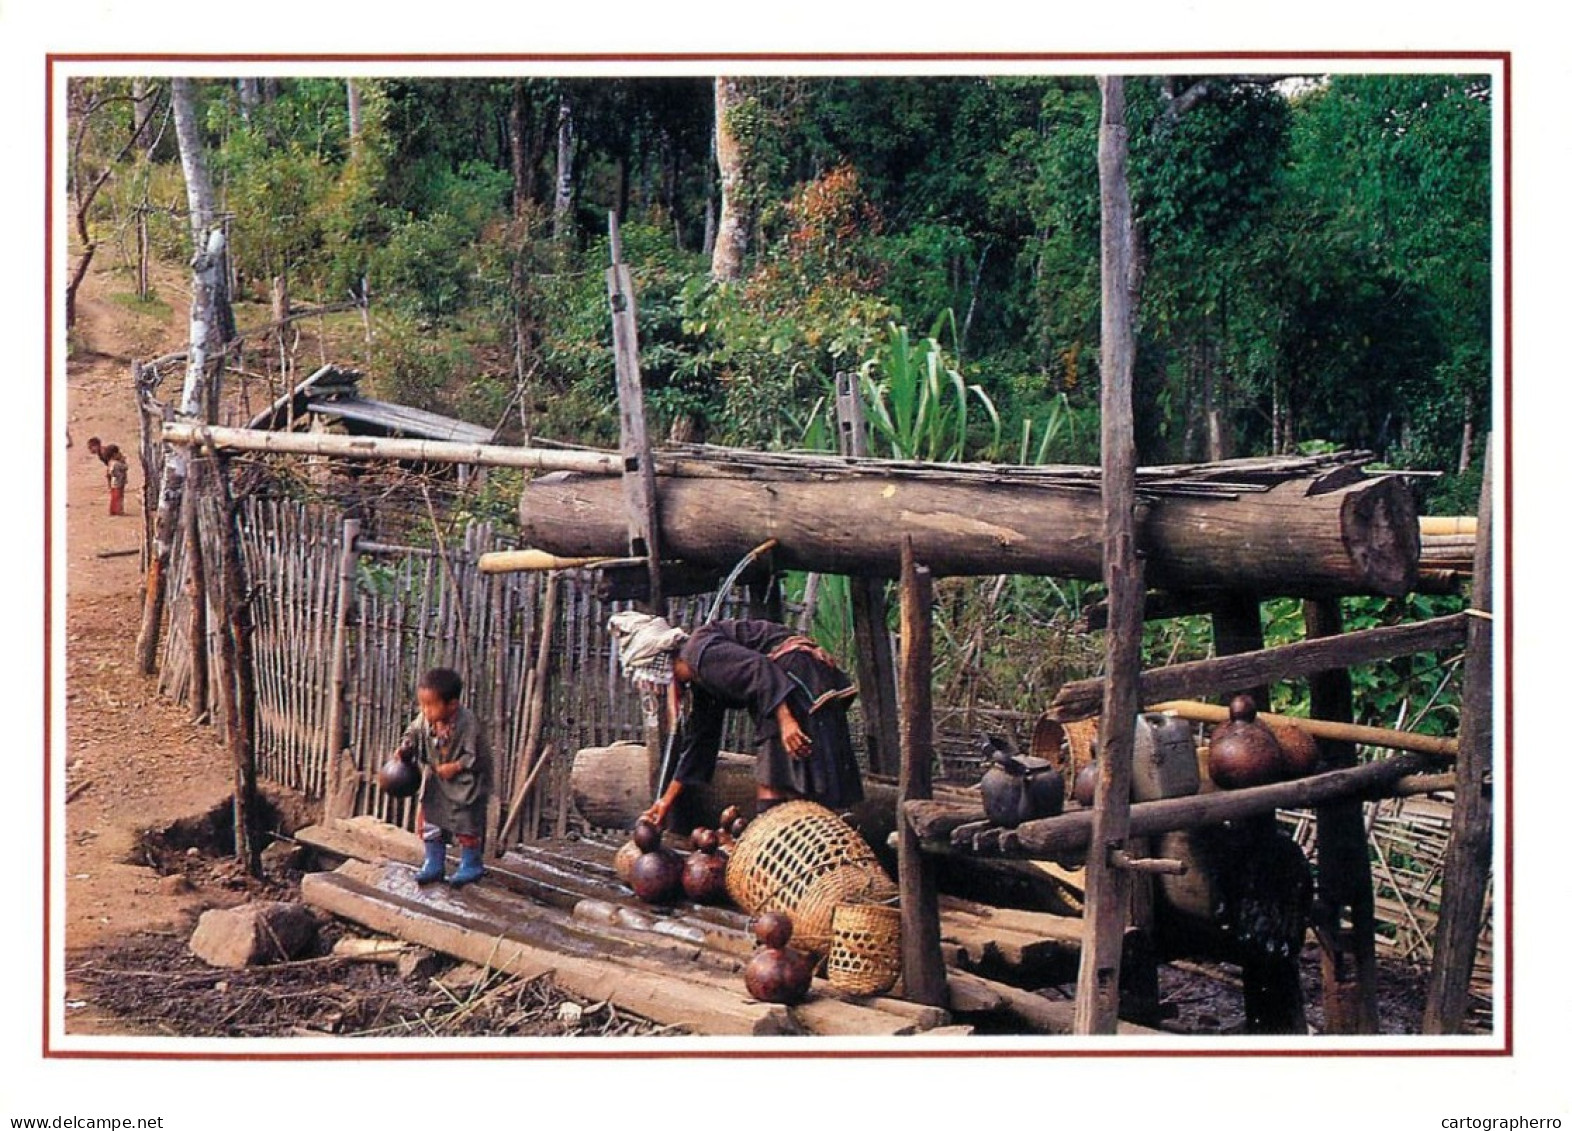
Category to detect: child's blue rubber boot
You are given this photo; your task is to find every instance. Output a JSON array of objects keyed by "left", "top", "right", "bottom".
[
  {"left": 448, "top": 844, "right": 485, "bottom": 887},
  {"left": 414, "top": 838, "right": 446, "bottom": 885}
]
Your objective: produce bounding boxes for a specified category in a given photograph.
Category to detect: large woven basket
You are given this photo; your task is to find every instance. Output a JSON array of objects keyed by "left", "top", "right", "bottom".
[
  {"left": 724, "top": 800, "right": 890, "bottom": 916},
  {"left": 790, "top": 866, "right": 899, "bottom": 958},
  {"left": 827, "top": 900, "right": 902, "bottom": 996}
]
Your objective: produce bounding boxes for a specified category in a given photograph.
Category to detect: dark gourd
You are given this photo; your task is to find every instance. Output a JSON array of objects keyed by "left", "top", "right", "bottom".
[
  {"left": 377, "top": 756, "right": 420, "bottom": 799},
  {"left": 744, "top": 912, "right": 812, "bottom": 1004},
  {"left": 1207, "top": 695, "right": 1286, "bottom": 790},
  {"left": 681, "top": 832, "right": 729, "bottom": 903}
]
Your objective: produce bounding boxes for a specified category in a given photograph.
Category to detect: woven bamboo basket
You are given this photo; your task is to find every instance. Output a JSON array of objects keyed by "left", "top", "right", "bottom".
[
  {"left": 789, "top": 866, "right": 899, "bottom": 958},
  {"left": 724, "top": 800, "right": 889, "bottom": 916},
  {"left": 827, "top": 900, "right": 902, "bottom": 996},
  {"left": 1063, "top": 717, "right": 1100, "bottom": 772}
]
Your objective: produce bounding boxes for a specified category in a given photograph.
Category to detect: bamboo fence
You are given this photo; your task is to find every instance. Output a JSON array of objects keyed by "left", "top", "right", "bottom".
[{"left": 157, "top": 494, "right": 749, "bottom": 842}]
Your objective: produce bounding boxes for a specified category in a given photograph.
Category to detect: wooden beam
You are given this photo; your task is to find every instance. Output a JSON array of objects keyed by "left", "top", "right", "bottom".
[
  {"left": 302, "top": 862, "right": 797, "bottom": 1035},
  {"left": 163, "top": 422, "right": 619, "bottom": 474},
  {"left": 898, "top": 536, "right": 948, "bottom": 1007},
  {"left": 607, "top": 213, "right": 664, "bottom": 606},
  {"left": 1424, "top": 434, "right": 1495, "bottom": 1033},
  {"left": 1050, "top": 613, "right": 1468, "bottom": 722},
  {"left": 1076, "top": 75, "right": 1143, "bottom": 1037},
  {"left": 1211, "top": 591, "right": 1269, "bottom": 710},
  {"left": 1305, "top": 598, "right": 1382, "bottom": 1034},
  {"left": 910, "top": 750, "right": 1430, "bottom": 858}
]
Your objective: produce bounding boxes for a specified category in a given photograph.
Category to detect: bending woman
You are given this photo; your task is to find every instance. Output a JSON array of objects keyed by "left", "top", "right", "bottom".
[{"left": 608, "top": 612, "right": 864, "bottom": 828}]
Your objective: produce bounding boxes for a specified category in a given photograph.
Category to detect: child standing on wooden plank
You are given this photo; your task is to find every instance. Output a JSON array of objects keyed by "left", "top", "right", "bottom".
[{"left": 394, "top": 667, "right": 493, "bottom": 886}]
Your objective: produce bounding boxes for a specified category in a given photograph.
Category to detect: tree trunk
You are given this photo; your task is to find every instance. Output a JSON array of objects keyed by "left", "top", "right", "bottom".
[
  {"left": 171, "top": 78, "right": 214, "bottom": 245},
  {"left": 346, "top": 79, "right": 362, "bottom": 149},
  {"left": 131, "top": 78, "right": 156, "bottom": 156},
  {"left": 710, "top": 77, "right": 750, "bottom": 282},
  {"left": 553, "top": 96, "right": 576, "bottom": 241},
  {"left": 135, "top": 85, "right": 225, "bottom": 672},
  {"left": 508, "top": 80, "right": 531, "bottom": 218},
  {"left": 516, "top": 465, "right": 1420, "bottom": 597},
  {"left": 237, "top": 78, "right": 260, "bottom": 123}
]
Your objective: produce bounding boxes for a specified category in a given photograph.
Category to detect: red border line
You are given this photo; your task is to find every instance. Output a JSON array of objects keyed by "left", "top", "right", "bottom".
[
  {"left": 45, "top": 50, "right": 1511, "bottom": 66},
  {"left": 45, "top": 51, "right": 1511, "bottom": 1062},
  {"left": 44, "top": 53, "right": 56, "bottom": 1061},
  {"left": 1499, "top": 51, "right": 1514, "bottom": 1057}
]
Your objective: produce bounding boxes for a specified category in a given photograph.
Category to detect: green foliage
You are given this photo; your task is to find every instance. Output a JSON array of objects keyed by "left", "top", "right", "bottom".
[{"left": 858, "top": 315, "right": 1002, "bottom": 461}]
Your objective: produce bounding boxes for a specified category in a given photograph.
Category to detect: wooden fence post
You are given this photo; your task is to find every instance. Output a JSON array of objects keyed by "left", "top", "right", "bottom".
[
  {"left": 1423, "top": 433, "right": 1494, "bottom": 1032},
  {"left": 838, "top": 371, "right": 901, "bottom": 777},
  {"left": 325, "top": 518, "right": 362, "bottom": 820},
  {"left": 898, "top": 536, "right": 946, "bottom": 1007},
  {"left": 210, "top": 452, "right": 260, "bottom": 875},
  {"left": 1306, "top": 596, "right": 1381, "bottom": 1033},
  {"left": 1074, "top": 74, "right": 1144, "bottom": 1036}
]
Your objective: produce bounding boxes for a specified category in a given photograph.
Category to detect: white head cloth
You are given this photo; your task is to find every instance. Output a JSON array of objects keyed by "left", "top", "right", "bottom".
[{"left": 607, "top": 611, "right": 689, "bottom": 685}]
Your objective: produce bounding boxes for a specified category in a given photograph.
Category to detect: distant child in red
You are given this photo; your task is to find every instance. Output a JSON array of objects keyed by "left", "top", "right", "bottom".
[
  {"left": 87, "top": 437, "right": 129, "bottom": 516},
  {"left": 105, "top": 445, "right": 129, "bottom": 516},
  {"left": 394, "top": 667, "right": 493, "bottom": 886}
]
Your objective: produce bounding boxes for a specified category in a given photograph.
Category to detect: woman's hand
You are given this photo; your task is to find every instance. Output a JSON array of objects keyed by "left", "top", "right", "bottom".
[
  {"left": 777, "top": 708, "right": 812, "bottom": 760},
  {"left": 435, "top": 760, "right": 464, "bottom": 781},
  {"left": 640, "top": 797, "right": 671, "bottom": 828}
]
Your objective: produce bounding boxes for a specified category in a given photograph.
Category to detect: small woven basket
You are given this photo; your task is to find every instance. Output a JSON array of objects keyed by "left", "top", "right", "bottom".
[
  {"left": 724, "top": 800, "right": 889, "bottom": 916},
  {"left": 790, "top": 866, "right": 899, "bottom": 958},
  {"left": 827, "top": 900, "right": 902, "bottom": 996}
]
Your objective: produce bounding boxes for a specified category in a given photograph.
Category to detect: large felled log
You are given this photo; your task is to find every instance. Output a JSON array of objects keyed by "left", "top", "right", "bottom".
[
  {"left": 517, "top": 466, "right": 1418, "bottom": 596},
  {"left": 570, "top": 742, "right": 758, "bottom": 831}
]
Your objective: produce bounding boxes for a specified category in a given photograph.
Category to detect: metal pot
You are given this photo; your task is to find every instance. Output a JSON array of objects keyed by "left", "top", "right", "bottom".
[{"left": 980, "top": 748, "right": 1066, "bottom": 827}]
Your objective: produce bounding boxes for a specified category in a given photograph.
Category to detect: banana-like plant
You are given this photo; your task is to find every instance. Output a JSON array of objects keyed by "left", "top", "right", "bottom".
[{"left": 858, "top": 312, "right": 1001, "bottom": 462}]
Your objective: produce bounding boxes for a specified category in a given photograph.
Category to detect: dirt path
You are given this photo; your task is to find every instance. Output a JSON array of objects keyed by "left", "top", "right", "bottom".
[{"left": 62, "top": 262, "right": 238, "bottom": 980}]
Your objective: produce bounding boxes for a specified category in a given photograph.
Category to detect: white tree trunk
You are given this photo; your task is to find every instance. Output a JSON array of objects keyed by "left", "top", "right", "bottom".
[
  {"left": 346, "top": 80, "right": 363, "bottom": 148},
  {"left": 710, "top": 77, "right": 749, "bottom": 282},
  {"left": 137, "top": 84, "right": 225, "bottom": 673},
  {"left": 172, "top": 78, "right": 214, "bottom": 245},
  {"left": 237, "top": 78, "right": 260, "bottom": 123}
]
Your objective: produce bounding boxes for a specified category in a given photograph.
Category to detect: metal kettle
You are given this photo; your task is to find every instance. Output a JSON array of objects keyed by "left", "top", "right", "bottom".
[{"left": 979, "top": 739, "right": 1066, "bottom": 827}]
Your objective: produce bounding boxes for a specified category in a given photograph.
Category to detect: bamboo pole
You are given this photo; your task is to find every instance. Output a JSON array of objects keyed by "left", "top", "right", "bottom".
[
  {"left": 1075, "top": 75, "right": 1142, "bottom": 1037},
  {"left": 161, "top": 422, "right": 619, "bottom": 474},
  {"left": 325, "top": 519, "right": 361, "bottom": 819},
  {"left": 1419, "top": 516, "right": 1477, "bottom": 536},
  {"left": 1145, "top": 701, "right": 1458, "bottom": 758},
  {"left": 497, "top": 572, "right": 560, "bottom": 852},
  {"left": 1423, "top": 435, "right": 1494, "bottom": 1033}
]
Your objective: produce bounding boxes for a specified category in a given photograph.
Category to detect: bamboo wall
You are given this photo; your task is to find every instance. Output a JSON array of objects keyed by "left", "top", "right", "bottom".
[{"left": 158, "top": 496, "right": 748, "bottom": 840}]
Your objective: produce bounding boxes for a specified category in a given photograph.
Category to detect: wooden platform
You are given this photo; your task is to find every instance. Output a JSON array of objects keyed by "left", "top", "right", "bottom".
[{"left": 296, "top": 818, "right": 1149, "bottom": 1037}]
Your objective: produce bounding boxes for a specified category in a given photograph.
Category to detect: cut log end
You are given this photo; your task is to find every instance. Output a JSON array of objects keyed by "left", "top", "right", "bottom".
[{"left": 1341, "top": 475, "right": 1421, "bottom": 596}]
